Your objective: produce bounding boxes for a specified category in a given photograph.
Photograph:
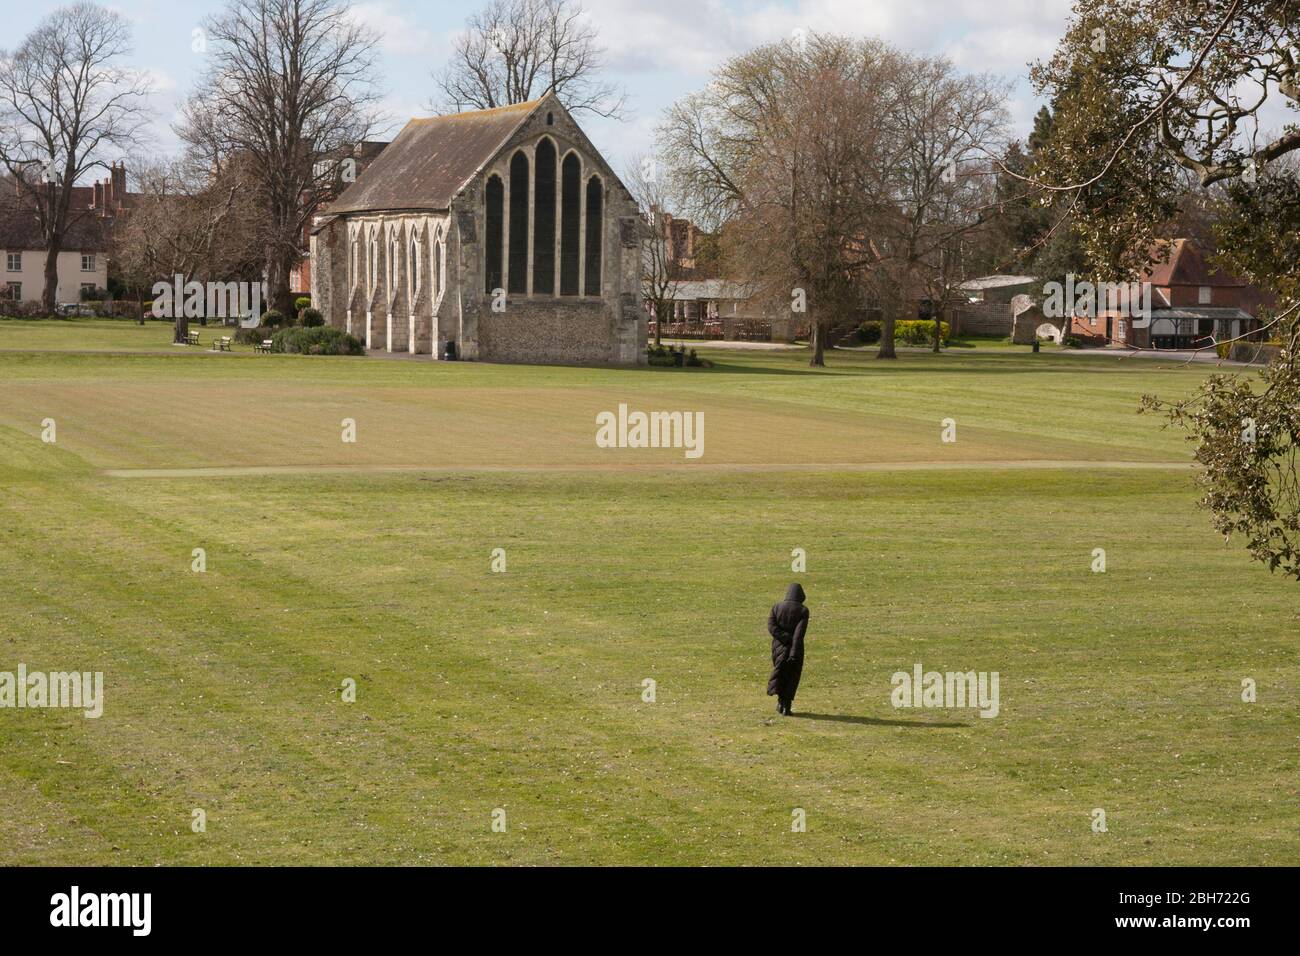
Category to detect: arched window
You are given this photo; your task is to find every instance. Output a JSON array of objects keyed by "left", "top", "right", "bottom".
[
  {"left": 584, "top": 176, "right": 603, "bottom": 296},
  {"left": 434, "top": 234, "right": 445, "bottom": 303},
  {"left": 508, "top": 151, "right": 529, "bottom": 294},
  {"left": 349, "top": 232, "right": 357, "bottom": 290},
  {"left": 389, "top": 230, "right": 400, "bottom": 295},
  {"left": 409, "top": 233, "right": 421, "bottom": 301},
  {"left": 368, "top": 230, "right": 378, "bottom": 291},
  {"left": 560, "top": 153, "right": 581, "bottom": 296},
  {"left": 533, "top": 138, "right": 556, "bottom": 295},
  {"left": 485, "top": 174, "right": 504, "bottom": 295}
]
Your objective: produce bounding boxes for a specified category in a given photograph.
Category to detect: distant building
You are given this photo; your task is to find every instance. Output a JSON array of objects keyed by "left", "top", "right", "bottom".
[
  {"left": 1069, "top": 239, "right": 1270, "bottom": 348},
  {"left": 291, "top": 141, "right": 389, "bottom": 296},
  {"left": 0, "top": 165, "right": 132, "bottom": 306},
  {"left": 311, "top": 95, "right": 644, "bottom": 364},
  {"left": 956, "top": 274, "right": 1038, "bottom": 303}
]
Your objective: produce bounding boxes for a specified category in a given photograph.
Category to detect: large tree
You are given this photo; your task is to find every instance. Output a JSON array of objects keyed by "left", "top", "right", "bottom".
[
  {"left": 0, "top": 3, "right": 150, "bottom": 311},
  {"left": 178, "top": 0, "right": 381, "bottom": 317},
  {"left": 661, "top": 34, "right": 904, "bottom": 366},
  {"left": 115, "top": 155, "right": 267, "bottom": 341},
  {"left": 432, "top": 0, "right": 625, "bottom": 118},
  {"left": 625, "top": 153, "right": 687, "bottom": 349},
  {"left": 1035, "top": 0, "right": 1300, "bottom": 579},
  {"left": 864, "top": 55, "right": 1010, "bottom": 358}
]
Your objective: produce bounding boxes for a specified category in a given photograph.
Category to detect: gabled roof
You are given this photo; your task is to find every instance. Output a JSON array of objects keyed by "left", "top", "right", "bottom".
[
  {"left": 957, "top": 274, "right": 1037, "bottom": 291},
  {"left": 0, "top": 185, "right": 110, "bottom": 252},
  {"left": 326, "top": 99, "right": 544, "bottom": 215},
  {"left": 1145, "top": 238, "right": 1244, "bottom": 287}
]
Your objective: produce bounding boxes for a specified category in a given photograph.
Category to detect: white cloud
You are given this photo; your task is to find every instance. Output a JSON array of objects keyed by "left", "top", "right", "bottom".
[{"left": 349, "top": 2, "right": 436, "bottom": 57}]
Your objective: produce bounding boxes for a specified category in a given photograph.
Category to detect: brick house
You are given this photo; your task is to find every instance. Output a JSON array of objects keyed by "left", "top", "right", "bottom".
[
  {"left": 1070, "top": 238, "right": 1270, "bottom": 348},
  {"left": 0, "top": 163, "right": 133, "bottom": 306},
  {"left": 310, "top": 94, "right": 644, "bottom": 364}
]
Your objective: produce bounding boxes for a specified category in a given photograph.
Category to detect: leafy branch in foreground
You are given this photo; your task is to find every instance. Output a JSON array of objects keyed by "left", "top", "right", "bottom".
[{"left": 1140, "top": 312, "right": 1300, "bottom": 579}]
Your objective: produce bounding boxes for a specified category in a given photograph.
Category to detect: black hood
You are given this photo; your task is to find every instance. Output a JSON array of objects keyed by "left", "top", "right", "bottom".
[{"left": 784, "top": 583, "right": 805, "bottom": 604}]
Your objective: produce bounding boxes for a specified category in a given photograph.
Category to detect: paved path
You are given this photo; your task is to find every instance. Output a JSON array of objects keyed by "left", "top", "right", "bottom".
[{"left": 104, "top": 459, "right": 1193, "bottom": 479}]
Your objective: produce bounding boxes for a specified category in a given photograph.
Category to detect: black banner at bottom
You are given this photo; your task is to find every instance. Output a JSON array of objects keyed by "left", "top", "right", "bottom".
[{"left": 0, "top": 865, "right": 1282, "bottom": 941}]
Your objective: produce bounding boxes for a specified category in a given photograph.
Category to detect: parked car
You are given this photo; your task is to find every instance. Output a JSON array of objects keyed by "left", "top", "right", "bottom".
[{"left": 55, "top": 303, "right": 95, "bottom": 317}]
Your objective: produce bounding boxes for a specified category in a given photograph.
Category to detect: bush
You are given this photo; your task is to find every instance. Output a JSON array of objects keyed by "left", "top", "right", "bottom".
[
  {"left": 79, "top": 286, "right": 111, "bottom": 302},
  {"left": 857, "top": 319, "right": 948, "bottom": 345},
  {"left": 294, "top": 296, "right": 311, "bottom": 313},
  {"left": 301, "top": 307, "right": 325, "bottom": 327},
  {"left": 646, "top": 343, "right": 711, "bottom": 368},
  {"left": 896, "top": 319, "right": 949, "bottom": 346},
  {"left": 261, "top": 309, "right": 288, "bottom": 328},
  {"left": 235, "top": 325, "right": 275, "bottom": 346},
  {"left": 271, "top": 325, "right": 364, "bottom": 355},
  {"left": 0, "top": 300, "right": 49, "bottom": 318}
]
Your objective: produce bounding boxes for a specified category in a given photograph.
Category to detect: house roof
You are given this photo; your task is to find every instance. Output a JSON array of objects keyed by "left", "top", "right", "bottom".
[
  {"left": 957, "top": 274, "right": 1037, "bottom": 291},
  {"left": 1145, "top": 238, "right": 1245, "bottom": 287},
  {"left": 669, "top": 279, "right": 753, "bottom": 300},
  {"left": 326, "top": 99, "right": 544, "bottom": 215},
  {"left": 1149, "top": 306, "right": 1253, "bottom": 321},
  {"left": 0, "top": 187, "right": 110, "bottom": 252}
]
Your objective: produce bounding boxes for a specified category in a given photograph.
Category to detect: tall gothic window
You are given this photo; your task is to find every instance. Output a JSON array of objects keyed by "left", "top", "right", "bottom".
[
  {"left": 560, "top": 153, "right": 581, "bottom": 295},
  {"left": 532, "top": 138, "right": 556, "bottom": 294},
  {"left": 485, "top": 175, "right": 504, "bottom": 295},
  {"left": 508, "top": 151, "right": 529, "bottom": 294},
  {"left": 584, "top": 176, "right": 603, "bottom": 296},
  {"left": 389, "top": 230, "right": 400, "bottom": 296},
  {"left": 409, "top": 234, "right": 421, "bottom": 301}
]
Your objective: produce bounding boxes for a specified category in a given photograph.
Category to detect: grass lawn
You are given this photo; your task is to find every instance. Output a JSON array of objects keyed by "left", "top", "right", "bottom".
[{"left": 0, "top": 321, "right": 1295, "bottom": 865}]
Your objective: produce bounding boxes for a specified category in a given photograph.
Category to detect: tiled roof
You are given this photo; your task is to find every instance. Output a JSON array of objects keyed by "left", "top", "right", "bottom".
[{"left": 326, "top": 99, "right": 543, "bottom": 215}]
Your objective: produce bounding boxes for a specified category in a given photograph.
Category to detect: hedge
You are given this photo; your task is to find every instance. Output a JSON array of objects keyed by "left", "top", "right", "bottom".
[
  {"left": 271, "top": 325, "right": 364, "bottom": 355},
  {"left": 857, "top": 319, "right": 949, "bottom": 345}
]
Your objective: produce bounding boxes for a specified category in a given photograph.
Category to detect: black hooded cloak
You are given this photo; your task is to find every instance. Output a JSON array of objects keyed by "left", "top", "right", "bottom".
[{"left": 766, "top": 583, "right": 809, "bottom": 703}]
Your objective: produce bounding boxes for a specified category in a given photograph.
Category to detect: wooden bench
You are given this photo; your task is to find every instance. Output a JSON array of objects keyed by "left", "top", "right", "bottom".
[
  {"left": 210, "top": 336, "right": 232, "bottom": 352},
  {"left": 186, "top": 330, "right": 201, "bottom": 346},
  {"left": 253, "top": 339, "right": 273, "bottom": 353}
]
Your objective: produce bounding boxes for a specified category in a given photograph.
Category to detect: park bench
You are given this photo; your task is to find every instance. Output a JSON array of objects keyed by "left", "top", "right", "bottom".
[
  {"left": 186, "top": 330, "right": 201, "bottom": 346},
  {"left": 210, "top": 336, "right": 232, "bottom": 352},
  {"left": 254, "top": 339, "right": 273, "bottom": 353}
]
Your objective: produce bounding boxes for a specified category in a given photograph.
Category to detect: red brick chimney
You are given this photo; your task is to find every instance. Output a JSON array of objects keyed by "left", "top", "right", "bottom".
[{"left": 110, "top": 162, "right": 126, "bottom": 207}]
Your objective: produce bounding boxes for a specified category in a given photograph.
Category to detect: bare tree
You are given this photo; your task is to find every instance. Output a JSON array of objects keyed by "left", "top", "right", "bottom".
[
  {"left": 0, "top": 3, "right": 150, "bottom": 312},
  {"left": 178, "top": 0, "right": 381, "bottom": 316},
  {"left": 115, "top": 156, "right": 267, "bottom": 341},
  {"left": 625, "top": 153, "right": 688, "bottom": 348},
  {"left": 432, "top": 0, "right": 625, "bottom": 118},
  {"left": 866, "top": 58, "right": 1010, "bottom": 358},
  {"left": 663, "top": 34, "right": 909, "bottom": 366}
]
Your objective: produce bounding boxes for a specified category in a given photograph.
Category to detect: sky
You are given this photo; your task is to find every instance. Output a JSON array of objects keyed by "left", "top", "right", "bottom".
[{"left": 8, "top": 0, "right": 1288, "bottom": 184}]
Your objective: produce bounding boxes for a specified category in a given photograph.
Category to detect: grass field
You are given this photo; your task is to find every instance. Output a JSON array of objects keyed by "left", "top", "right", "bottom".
[{"left": 1, "top": 319, "right": 1296, "bottom": 865}]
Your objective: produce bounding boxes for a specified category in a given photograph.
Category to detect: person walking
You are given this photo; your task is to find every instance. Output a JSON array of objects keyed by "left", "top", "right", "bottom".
[{"left": 767, "top": 583, "right": 809, "bottom": 716}]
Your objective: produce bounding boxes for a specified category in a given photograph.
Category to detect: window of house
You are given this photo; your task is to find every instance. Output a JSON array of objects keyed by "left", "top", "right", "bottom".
[
  {"left": 583, "top": 176, "right": 603, "bottom": 296},
  {"left": 1198, "top": 285, "right": 1212, "bottom": 305},
  {"left": 81, "top": 254, "right": 95, "bottom": 272},
  {"left": 508, "top": 152, "right": 529, "bottom": 295},
  {"left": 6, "top": 252, "right": 19, "bottom": 272},
  {"left": 559, "top": 153, "right": 581, "bottom": 296},
  {"left": 3, "top": 282, "right": 19, "bottom": 301},
  {"left": 485, "top": 174, "right": 504, "bottom": 295},
  {"left": 532, "top": 138, "right": 556, "bottom": 295},
  {"left": 81, "top": 283, "right": 96, "bottom": 295}
]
